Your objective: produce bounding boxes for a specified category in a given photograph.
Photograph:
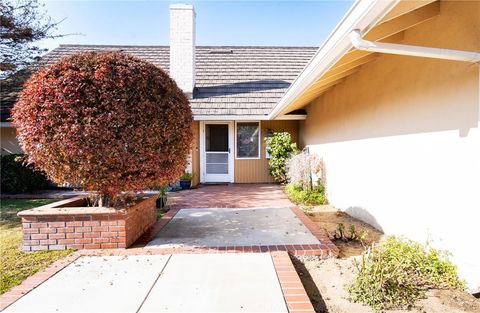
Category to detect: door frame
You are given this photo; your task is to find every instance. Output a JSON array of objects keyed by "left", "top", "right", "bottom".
[{"left": 199, "top": 121, "right": 235, "bottom": 183}]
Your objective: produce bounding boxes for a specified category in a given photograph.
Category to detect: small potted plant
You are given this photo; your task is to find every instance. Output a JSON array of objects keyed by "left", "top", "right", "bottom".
[
  {"left": 156, "top": 185, "right": 168, "bottom": 209},
  {"left": 179, "top": 171, "right": 195, "bottom": 189}
]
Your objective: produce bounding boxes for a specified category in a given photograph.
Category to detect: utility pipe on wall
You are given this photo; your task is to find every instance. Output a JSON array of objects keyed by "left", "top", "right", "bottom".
[{"left": 350, "top": 29, "right": 480, "bottom": 63}]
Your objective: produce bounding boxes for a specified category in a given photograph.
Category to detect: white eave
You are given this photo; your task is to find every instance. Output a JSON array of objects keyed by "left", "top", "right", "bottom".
[
  {"left": 268, "top": 0, "right": 401, "bottom": 119},
  {"left": 194, "top": 115, "right": 269, "bottom": 121},
  {"left": 194, "top": 114, "right": 306, "bottom": 121}
]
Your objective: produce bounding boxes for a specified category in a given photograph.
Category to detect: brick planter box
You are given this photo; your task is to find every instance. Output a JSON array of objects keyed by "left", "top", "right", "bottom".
[{"left": 18, "top": 195, "right": 157, "bottom": 251}]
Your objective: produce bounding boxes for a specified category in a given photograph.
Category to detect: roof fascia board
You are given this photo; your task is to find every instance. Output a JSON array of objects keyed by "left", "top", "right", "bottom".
[
  {"left": 276, "top": 114, "right": 307, "bottom": 120},
  {"left": 268, "top": 0, "right": 401, "bottom": 119}
]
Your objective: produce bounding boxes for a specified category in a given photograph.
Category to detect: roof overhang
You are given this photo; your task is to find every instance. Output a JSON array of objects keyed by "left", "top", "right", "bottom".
[
  {"left": 194, "top": 115, "right": 269, "bottom": 121},
  {"left": 193, "top": 113, "right": 307, "bottom": 121},
  {"left": 269, "top": 0, "right": 441, "bottom": 119}
]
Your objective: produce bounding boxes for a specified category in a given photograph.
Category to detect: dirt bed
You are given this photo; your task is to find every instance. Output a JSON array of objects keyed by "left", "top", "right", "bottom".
[
  {"left": 306, "top": 208, "right": 383, "bottom": 257},
  {"left": 294, "top": 207, "right": 480, "bottom": 313}
]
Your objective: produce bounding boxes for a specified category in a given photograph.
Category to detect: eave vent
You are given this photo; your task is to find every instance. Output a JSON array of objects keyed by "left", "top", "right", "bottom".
[{"left": 208, "top": 49, "right": 233, "bottom": 54}]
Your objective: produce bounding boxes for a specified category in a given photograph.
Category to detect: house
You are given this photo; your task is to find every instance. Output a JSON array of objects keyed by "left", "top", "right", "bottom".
[
  {"left": 0, "top": 4, "right": 316, "bottom": 186},
  {"left": 1, "top": 0, "right": 479, "bottom": 291}
]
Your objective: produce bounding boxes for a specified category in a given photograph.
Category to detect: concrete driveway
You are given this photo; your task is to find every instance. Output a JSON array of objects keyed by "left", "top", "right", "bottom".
[{"left": 3, "top": 254, "right": 289, "bottom": 313}]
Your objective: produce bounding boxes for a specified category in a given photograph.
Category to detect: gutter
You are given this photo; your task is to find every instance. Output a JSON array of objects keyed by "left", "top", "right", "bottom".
[
  {"left": 350, "top": 29, "right": 480, "bottom": 63},
  {"left": 268, "top": 0, "right": 401, "bottom": 119}
]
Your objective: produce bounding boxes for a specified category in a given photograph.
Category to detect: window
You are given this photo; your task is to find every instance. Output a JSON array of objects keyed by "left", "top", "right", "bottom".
[{"left": 236, "top": 122, "right": 260, "bottom": 159}]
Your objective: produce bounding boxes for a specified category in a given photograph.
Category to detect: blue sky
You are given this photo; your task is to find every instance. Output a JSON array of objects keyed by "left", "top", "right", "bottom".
[{"left": 40, "top": 0, "right": 353, "bottom": 51}]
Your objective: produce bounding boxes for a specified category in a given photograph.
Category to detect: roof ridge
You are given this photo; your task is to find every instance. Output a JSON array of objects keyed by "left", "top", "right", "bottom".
[{"left": 57, "top": 44, "right": 318, "bottom": 49}]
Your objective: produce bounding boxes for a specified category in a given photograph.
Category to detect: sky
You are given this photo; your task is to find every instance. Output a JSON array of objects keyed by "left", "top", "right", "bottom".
[{"left": 39, "top": 0, "right": 353, "bottom": 52}]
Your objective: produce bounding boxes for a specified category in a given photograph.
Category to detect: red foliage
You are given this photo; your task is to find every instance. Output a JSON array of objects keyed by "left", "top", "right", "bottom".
[{"left": 12, "top": 51, "right": 193, "bottom": 198}]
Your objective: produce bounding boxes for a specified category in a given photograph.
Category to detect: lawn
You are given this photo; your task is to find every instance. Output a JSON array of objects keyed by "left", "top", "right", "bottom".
[{"left": 0, "top": 199, "right": 73, "bottom": 294}]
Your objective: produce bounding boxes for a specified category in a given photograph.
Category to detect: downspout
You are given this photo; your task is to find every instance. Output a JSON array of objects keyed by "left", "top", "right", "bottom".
[{"left": 350, "top": 29, "right": 480, "bottom": 63}]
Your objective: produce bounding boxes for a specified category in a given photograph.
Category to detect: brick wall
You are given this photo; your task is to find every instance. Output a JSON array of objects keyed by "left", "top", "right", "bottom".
[{"left": 19, "top": 196, "right": 157, "bottom": 251}]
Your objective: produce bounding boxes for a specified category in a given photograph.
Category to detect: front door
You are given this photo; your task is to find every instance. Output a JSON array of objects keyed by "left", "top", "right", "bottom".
[{"left": 200, "top": 122, "right": 234, "bottom": 183}]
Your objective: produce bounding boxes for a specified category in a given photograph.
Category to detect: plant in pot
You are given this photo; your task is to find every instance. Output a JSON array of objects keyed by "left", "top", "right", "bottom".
[
  {"left": 156, "top": 185, "right": 168, "bottom": 210},
  {"left": 179, "top": 171, "right": 195, "bottom": 189},
  {"left": 12, "top": 51, "right": 194, "bottom": 209}
]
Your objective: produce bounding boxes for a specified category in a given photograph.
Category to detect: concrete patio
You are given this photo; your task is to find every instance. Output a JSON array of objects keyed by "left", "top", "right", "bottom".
[
  {"left": 147, "top": 207, "right": 320, "bottom": 248},
  {"left": 139, "top": 184, "right": 338, "bottom": 256}
]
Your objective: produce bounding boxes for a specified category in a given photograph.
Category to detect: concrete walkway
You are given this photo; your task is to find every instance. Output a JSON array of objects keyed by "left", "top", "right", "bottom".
[
  {"left": 4, "top": 254, "right": 289, "bottom": 313},
  {"left": 2, "top": 184, "right": 327, "bottom": 312}
]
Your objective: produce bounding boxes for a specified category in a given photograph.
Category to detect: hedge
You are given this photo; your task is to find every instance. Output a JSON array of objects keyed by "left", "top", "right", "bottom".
[{"left": 1, "top": 154, "right": 50, "bottom": 193}]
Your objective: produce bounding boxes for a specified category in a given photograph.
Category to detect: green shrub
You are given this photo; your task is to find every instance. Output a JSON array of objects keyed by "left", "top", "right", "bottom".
[
  {"left": 348, "top": 236, "right": 464, "bottom": 311},
  {"left": 180, "top": 171, "right": 195, "bottom": 181},
  {"left": 1, "top": 154, "right": 51, "bottom": 193},
  {"left": 266, "top": 132, "right": 298, "bottom": 183},
  {"left": 285, "top": 183, "right": 327, "bottom": 206}
]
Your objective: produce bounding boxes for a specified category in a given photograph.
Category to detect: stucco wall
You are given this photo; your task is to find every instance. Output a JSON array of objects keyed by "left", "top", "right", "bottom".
[
  {"left": 0, "top": 127, "right": 23, "bottom": 155},
  {"left": 299, "top": 1, "right": 480, "bottom": 290}
]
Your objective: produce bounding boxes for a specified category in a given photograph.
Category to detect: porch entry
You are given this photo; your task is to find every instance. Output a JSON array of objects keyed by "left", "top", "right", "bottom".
[{"left": 200, "top": 122, "right": 234, "bottom": 183}]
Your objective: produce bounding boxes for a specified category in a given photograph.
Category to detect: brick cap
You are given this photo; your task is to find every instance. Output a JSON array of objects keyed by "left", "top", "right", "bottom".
[{"left": 17, "top": 195, "right": 153, "bottom": 217}]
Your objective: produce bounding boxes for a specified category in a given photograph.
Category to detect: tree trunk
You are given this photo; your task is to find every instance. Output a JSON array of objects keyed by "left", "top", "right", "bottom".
[{"left": 97, "top": 193, "right": 111, "bottom": 207}]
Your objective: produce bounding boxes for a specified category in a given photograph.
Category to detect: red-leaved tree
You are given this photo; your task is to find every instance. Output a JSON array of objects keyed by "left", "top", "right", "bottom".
[{"left": 12, "top": 51, "right": 193, "bottom": 206}]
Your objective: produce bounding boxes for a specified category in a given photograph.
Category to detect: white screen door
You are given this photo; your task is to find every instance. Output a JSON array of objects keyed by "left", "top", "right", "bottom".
[{"left": 202, "top": 123, "right": 233, "bottom": 183}]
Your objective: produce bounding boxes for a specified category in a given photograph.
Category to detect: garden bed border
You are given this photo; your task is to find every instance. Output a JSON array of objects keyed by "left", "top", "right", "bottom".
[{"left": 18, "top": 195, "right": 157, "bottom": 251}]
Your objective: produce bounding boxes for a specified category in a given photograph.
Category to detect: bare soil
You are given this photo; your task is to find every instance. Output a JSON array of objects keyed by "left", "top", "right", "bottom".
[
  {"left": 305, "top": 208, "right": 383, "bottom": 257},
  {"left": 294, "top": 207, "right": 480, "bottom": 313}
]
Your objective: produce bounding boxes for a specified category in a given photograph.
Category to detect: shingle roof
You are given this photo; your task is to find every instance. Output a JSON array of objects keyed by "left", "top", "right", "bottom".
[{"left": 1, "top": 45, "right": 317, "bottom": 121}]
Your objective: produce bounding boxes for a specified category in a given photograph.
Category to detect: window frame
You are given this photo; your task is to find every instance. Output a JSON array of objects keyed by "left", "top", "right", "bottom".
[{"left": 235, "top": 121, "right": 262, "bottom": 160}]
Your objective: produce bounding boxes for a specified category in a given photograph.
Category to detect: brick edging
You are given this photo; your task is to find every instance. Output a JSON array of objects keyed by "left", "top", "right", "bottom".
[
  {"left": 0, "top": 252, "right": 81, "bottom": 311},
  {"left": 290, "top": 206, "right": 339, "bottom": 257},
  {"left": 271, "top": 251, "right": 315, "bottom": 313}
]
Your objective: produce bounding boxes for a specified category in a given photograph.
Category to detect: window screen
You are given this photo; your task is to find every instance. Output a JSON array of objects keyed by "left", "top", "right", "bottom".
[{"left": 206, "top": 124, "right": 228, "bottom": 152}]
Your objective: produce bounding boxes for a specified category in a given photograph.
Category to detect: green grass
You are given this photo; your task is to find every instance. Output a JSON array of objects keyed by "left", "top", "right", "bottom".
[
  {"left": 0, "top": 199, "right": 73, "bottom": 294},
  {"left": 1, "top": 199, "right": 57, "bottom": 225}
]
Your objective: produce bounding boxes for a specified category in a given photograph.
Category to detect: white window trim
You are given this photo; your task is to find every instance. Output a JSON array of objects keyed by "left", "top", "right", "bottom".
[{"left": 235, "top": 121, "right": 261, "bottom": 160}]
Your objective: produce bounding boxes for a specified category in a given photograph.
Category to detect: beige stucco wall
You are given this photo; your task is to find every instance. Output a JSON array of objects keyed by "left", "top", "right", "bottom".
[
  {"left": 0, "top": 127, "right": 23, "bottom": 155},
  {"left": 300, "top": 1, "right": 480, "bottom": 290}
]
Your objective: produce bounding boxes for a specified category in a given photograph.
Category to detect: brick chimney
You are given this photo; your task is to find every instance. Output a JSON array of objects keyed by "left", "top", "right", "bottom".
[{"left": 170, "top": 4, "right": 196, "bottom": 98}]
